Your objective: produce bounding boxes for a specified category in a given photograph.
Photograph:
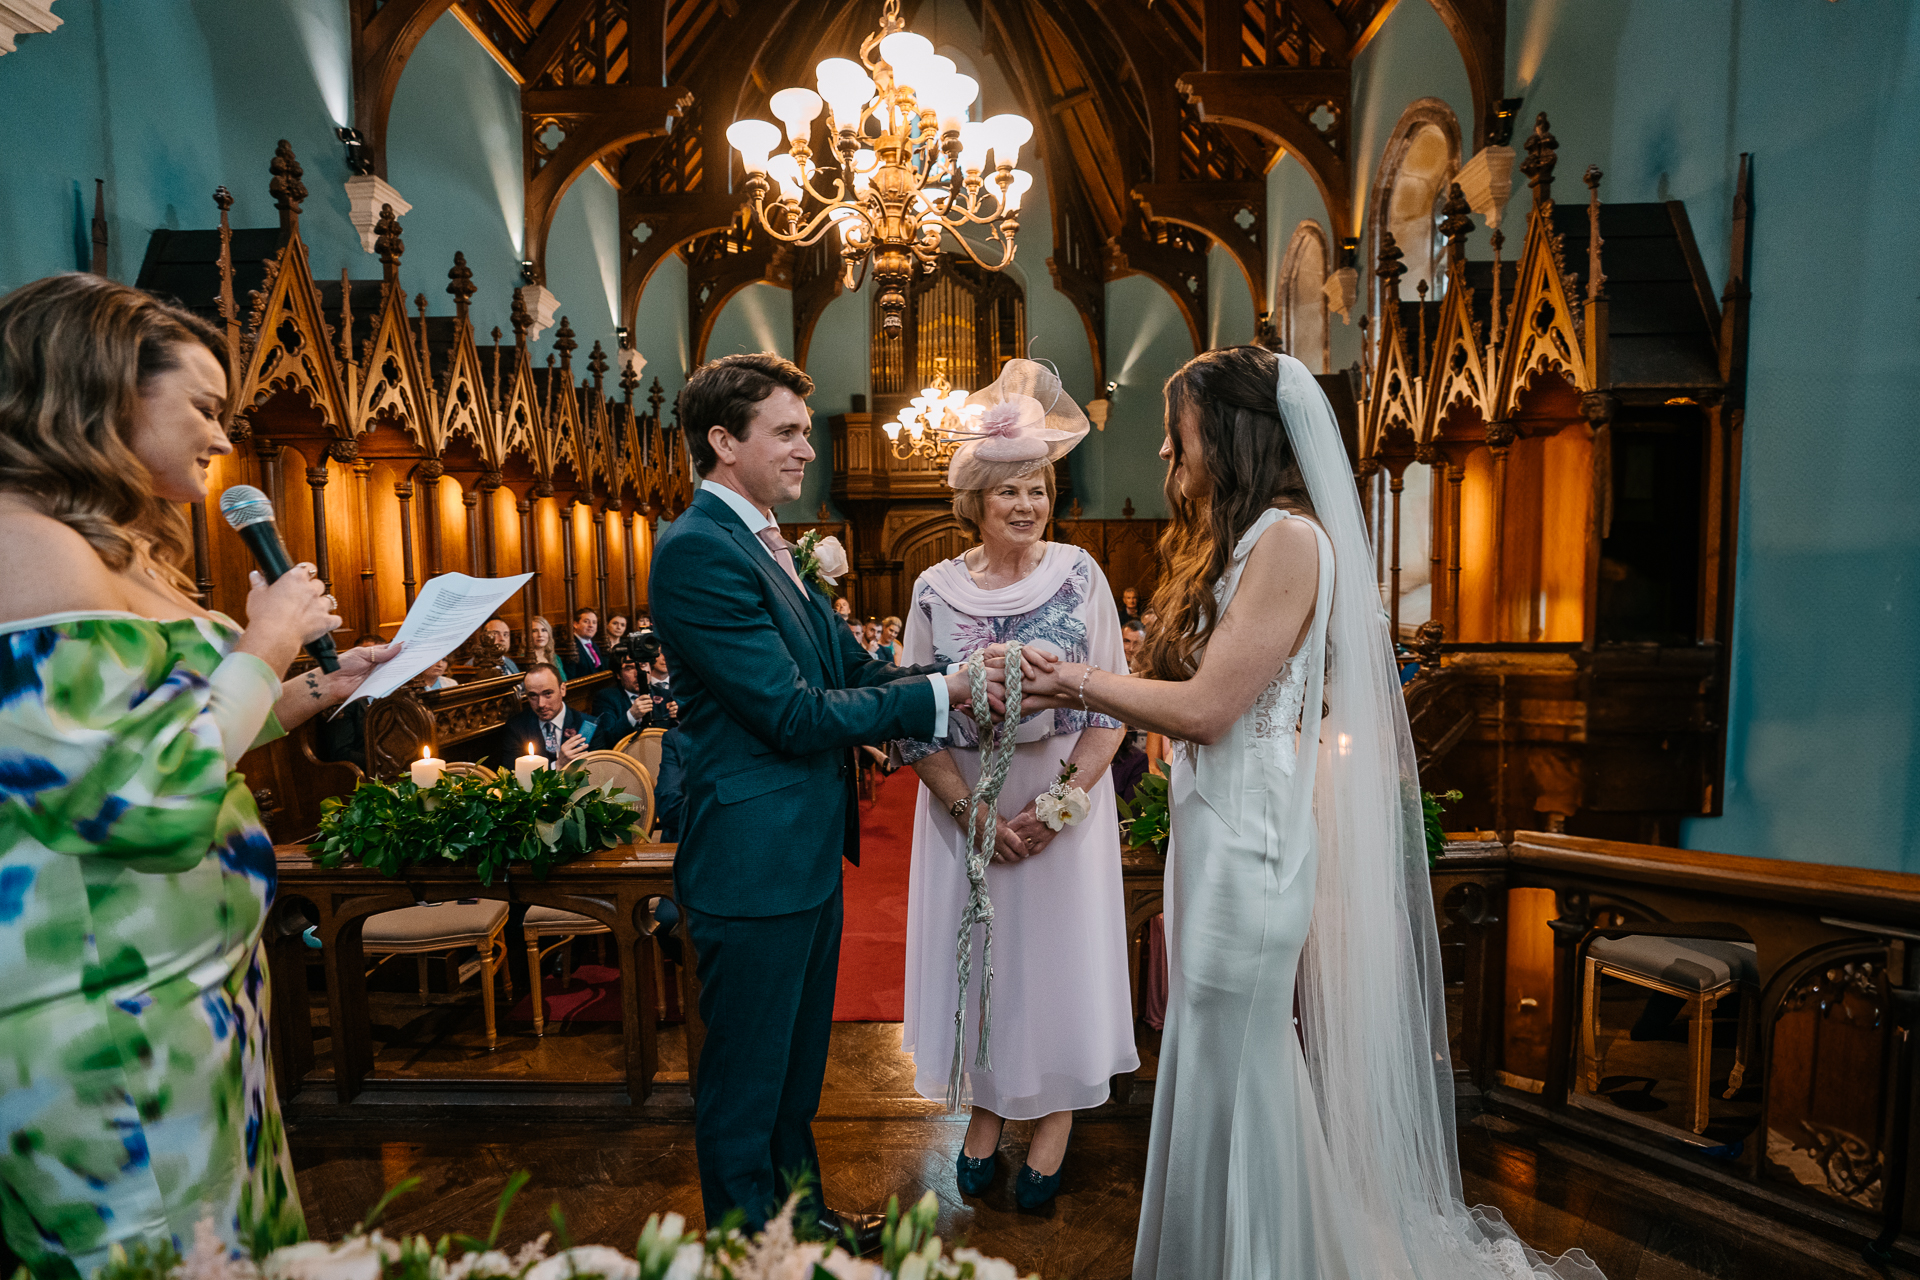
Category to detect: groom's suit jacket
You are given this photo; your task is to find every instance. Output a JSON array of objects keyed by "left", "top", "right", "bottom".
[{"left": 650, "top": 488, "right": 944, "bottom": 918}]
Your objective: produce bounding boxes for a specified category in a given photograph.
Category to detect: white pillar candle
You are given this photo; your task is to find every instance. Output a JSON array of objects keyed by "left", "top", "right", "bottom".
[
  {"left": 411, "top": 746, "right": 445, "bottom": 790},
  {"left": 515, "top": 743, "right": 547, "bottom": 790}
]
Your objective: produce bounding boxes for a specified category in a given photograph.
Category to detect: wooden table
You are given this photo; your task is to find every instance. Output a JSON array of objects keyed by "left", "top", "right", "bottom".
[{"left": 268, "top": 843, "right": 695, "bottom": 1109}]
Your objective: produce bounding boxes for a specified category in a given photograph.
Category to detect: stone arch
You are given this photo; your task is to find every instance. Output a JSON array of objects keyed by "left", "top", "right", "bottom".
[
  {"left": 1367, "top": 99, "right": 1462, "bottom": 308},
  {"left": 1277, "top": 221, "right": 1332, "bottom": 374}
]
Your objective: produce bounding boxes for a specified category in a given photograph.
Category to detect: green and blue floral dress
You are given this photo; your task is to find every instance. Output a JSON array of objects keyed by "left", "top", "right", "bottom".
[{"left": 0, "top": 613, "right": 305, "bottom": 1279}]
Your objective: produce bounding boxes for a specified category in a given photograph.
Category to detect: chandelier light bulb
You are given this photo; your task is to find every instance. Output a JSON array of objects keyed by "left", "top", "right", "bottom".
[
  {"left": 769, "top": 87, "right": 824, "bottom": 143},
  {"left": 878, "top": 31, "right": 935, "bottom": 85},
  {"left": 816, "top": 58, "right": 876, "bottom": 130},
  {"left": 1001, "top": 169, "right": 1035, "bottom": 213},
  {"left": 765, "top": 153, "right": 805, "bottom": 201},
  {"left": 922, "top": 72, "right": 978, "bottom": 132},
  {"left": 726, "top": 118, "right": 781, "bottom": 174},
  {"left": 983, "top": 114, "right": 1034, "bottom": 169},
  {"left": 957, "top": 121, "right": 991, "bottom": 173},
  {"left": 851, "top": 147, "right": 878, "bottom": 193}
]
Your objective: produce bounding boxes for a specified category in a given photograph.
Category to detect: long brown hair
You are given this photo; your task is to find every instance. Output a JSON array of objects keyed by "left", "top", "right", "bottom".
[
  {"left": 0, "top": 274, "right": 232, "bottom": 595},
  {"left": 1139, "top": 345, "right": 1314, "bottom": 682}
]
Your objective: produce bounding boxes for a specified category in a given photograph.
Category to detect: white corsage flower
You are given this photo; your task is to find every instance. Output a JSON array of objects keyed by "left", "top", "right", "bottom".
[
  {"left": 662, "top": 1242, "right": 706, "bottom": 1280},
  {"left": 1034, "top": 761, "right": 1091, "bottom": 832}
]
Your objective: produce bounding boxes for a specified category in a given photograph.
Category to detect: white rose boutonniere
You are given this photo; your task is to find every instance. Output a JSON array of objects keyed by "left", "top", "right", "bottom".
[
  {"left": 795, "top": 531, "right": 848, "bottom": 596},
  {"left": 1036, "top": 760, "right": 1091, "bottom": 833}
]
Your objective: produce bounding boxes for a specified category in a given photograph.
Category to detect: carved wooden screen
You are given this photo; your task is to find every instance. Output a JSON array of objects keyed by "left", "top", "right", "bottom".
[{"left": 870, "top": 256, "right": 1026, "bottom": 417}]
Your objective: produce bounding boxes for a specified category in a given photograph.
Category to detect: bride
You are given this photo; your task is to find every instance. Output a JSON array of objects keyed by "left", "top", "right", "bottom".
[{"left": 1011, "top": 347, "right": 1603, "bottom": 1279}]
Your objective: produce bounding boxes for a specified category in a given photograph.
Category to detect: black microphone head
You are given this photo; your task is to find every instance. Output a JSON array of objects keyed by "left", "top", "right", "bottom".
[{"left": 219, "top": 485, "right": 275, "bottom": 531}]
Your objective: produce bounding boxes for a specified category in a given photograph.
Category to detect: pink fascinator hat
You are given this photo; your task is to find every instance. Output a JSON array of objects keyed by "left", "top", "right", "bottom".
[{"left": 944, "top": 358, "right": 1090, "bottom": 491}]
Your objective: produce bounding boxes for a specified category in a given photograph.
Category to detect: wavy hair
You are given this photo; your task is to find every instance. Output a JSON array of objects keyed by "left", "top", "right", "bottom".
[
  {"left": 1139, "top": 345, "right": 1314, "bottom": 683},
  {"left": 0, "top": 273, "right": 231, "bottom": 595}
]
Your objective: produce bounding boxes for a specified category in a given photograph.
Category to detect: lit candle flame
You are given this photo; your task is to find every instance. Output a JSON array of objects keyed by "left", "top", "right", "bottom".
[{"left": 421, "top": 745, "right": 431, "bottom": 760}]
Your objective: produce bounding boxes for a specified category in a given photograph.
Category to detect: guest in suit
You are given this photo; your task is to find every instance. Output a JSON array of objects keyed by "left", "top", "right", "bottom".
[
  {"left": 1121, "top": 619, "right": 1147, "bottom": 672},
  {"left": 502, "top": 662, "right": 596, "bottom": 766},
  {"left": 650, "top": 352, "right": 993, "bottom": 1245},
  {"left": 564, "top": 607, "right": 609, "bottom": 679},
  {"left": 652, "top": 725, "right": 687, "bottom": 843},
  {"left": 592, "top": 649, "right": 671, "bottom": 741},
  {"left": 1118, "top": 584, "right": 1143, "bottom": 627},
  {"left": 482, "top": 616, "right": 522, "bottom": 674},
  {"left": 637, "top": 638, "right": 679, "bottom": 727}
]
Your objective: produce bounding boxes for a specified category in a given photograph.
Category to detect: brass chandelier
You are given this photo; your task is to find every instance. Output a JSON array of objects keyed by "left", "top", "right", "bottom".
[
  {"left": 882, "top": 360, "right": 971, "bottom": 462},
  {"left": 726, "top": 0, "right": 1034, "bottom": 339}
]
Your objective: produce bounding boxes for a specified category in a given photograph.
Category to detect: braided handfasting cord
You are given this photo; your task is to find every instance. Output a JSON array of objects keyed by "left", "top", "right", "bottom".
[{"left": 947, "top": 640, "right": 1023, "bottom": 1108}]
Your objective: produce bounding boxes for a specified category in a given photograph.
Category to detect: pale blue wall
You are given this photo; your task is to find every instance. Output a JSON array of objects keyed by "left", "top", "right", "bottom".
[{"left": 0, "top": 4, "right": 621, "bottom": 371}]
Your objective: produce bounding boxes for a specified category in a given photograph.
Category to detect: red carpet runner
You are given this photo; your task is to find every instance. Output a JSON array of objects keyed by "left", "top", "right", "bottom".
[{"left": 833, "top": 768, "right": 920, "bottom": 1020}]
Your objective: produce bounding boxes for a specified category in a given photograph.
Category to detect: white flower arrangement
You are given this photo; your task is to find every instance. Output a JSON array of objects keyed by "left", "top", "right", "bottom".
[
  {"left": 1033, "top": 761, "right": 1090, "bottom": 833},
  {"left": 101, "top": 1186, "right": 1033, "bottom": 1280}
]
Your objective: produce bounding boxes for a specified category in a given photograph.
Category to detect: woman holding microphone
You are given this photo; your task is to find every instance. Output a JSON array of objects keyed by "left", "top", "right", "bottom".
[{"left": 0, "top": 275, "right": 398, "bottom": 1277}]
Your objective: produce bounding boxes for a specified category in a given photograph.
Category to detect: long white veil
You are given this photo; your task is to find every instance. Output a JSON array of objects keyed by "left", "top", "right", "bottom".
[{"left": 1274, "top": 352, "right": 1603, "bottom": 1279}]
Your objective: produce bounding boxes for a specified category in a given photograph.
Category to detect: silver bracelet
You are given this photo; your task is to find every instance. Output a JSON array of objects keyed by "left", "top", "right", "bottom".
[{"left": 1077, "top": 663, "right": 1100, "bottom": 713}]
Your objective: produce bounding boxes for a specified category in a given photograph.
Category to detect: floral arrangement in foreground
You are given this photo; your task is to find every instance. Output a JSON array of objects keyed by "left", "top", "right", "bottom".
[
  {"left": 83, "top": 1176, "right": 1035, "bottom": 1280},
  {"left": 1116, "top": 772, "right": 1169, "bottom": 854},
  {"left": 309, "top": 767, "right": 642, "bottom": 884}
]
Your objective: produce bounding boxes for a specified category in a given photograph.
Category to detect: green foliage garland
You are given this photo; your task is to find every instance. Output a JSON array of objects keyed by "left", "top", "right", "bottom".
[{"left": 310, "top": 768, "right": 642, "bottom": 884}]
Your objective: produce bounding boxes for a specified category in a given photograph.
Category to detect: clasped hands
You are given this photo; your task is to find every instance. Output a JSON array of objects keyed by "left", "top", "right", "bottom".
[
  {"left": 970, "top": 643, "right": 1084, "bottom": 716},
  {"left": 957, "top": 795, "right": 1062, "bottom": 864}
]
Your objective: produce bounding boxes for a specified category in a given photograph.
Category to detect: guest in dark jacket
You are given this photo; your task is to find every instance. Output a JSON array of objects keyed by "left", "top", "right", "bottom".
[
  {"left": 563, "top": 607, "right": 610, "bottom": 680},
  {"left": 631, "top": 636, "right": 679, "bottom": 729},
  {"left": 502, "top": 663, "right": 599, "bottom": 764},
  {"left": 592, "top": 649, "right": 670, "bottom": 742}
]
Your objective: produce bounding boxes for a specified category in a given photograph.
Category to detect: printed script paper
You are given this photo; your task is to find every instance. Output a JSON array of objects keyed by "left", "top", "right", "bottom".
[{"left": 339, "top": 571, "right": 535, "bottom": 707}]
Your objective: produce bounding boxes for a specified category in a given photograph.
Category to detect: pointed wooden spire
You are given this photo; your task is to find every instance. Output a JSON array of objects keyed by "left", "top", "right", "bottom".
[
  {"left": 1583, "top": 165, "right": 1607, "bottom": 303},
  {"left": 1375, "top": 231, "right": 1406, "bottom": 328},
  {"left": 447, "top": 251, "right": 476, "bottom": 322},
  {"left": 1440, "top": 182, "right": 1474, "bottom": 273},
  {"left": 510, "top": 291, "right": 532, "bottom": 348},
  {"left": 1521, "top": 114, "right": 1558, "bottom": 209},
  {"left": 269, "top": 140, "right": 307, "bottom": 233},
  {"left": 588, "top": 340, "right": 608, "bottom": 395},
  {"left": 554, "top": 316, "right": 577, "bottom": 372},
  {"left": 339, "top": 268, "right": 354, "bottom": 365},
  {"left": 620, "top": 356, "right": 639, "bottom": 405},
  {"left": 374, "top": 205, "right": 404, "bottom": 282}
]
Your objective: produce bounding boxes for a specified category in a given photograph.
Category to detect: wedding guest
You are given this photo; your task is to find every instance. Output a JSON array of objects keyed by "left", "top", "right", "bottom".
[
  {"left": 421, "top": 657, "right": 458, "bottom": 691},
  {"left": 527, "top": 614, "right": 559, "bottom": 669},
  {"left": 0, "top": 274, "right": 402, "bottom": 1275},
  {"left": 503, "top": 662, "right": 595, "bottom": 765},
  {"left": 564, "top": 607, "right": 608, "bottom": 679},
  {"left": 875, "top": 616, "right": 902, "bottom": 663},
  {"left": 1121, "top": 619, "right": 1146, "bottom": 671},
  {"left": 635, "top": 636, "right": 679, "bottom": 728},
  {"left": 833, "top": 595, "right": 854, "bottom": 623},
  {"left": 862, "top": 618, "right": 883, "bottom": 655},
  {"left": 605, "top": 612, "right": 630, "bottom": 649},
  {"left": 1118, "top": 585, "right": 1143, "bottom": 626},
  {"left": 482, "top": 615, "right": 522, "bottom": 674},
  {"left": 896, "top": 359, "right": 1135, "bottom": 1211},
  {"left": 593, "top": 649, "right": 671, "bottom": 739}
]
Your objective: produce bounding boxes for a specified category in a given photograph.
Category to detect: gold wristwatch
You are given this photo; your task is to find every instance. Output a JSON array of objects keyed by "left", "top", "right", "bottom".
[{"left": 948, "top": 797, "right": 970, "bottom": 820}]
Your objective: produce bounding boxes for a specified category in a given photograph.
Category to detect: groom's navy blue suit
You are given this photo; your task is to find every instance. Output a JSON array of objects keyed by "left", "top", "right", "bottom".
[{"left": 650, "top": 486, "right": 945, "bottom": 1228}]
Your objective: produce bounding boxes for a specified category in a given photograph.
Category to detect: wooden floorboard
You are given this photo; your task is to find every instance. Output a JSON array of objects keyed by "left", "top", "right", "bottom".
[{"left": 285, "top": 1006, "right": 1911, "bottom": 1280}]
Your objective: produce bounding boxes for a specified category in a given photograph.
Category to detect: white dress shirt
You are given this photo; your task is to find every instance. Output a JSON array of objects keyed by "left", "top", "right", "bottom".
[{"left": 700, "top": 479, "right": 950, "bottom": 736}]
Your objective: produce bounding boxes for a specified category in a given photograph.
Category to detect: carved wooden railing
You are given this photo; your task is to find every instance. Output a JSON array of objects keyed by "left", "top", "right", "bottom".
[{"left": 1435, "top": 831, "right": 1920, "bottom": 1263}]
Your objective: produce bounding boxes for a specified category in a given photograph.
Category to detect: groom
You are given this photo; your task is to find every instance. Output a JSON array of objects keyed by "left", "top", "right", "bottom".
[{"left": 649, "top": 353, "right": 987, "bottom": 1243}]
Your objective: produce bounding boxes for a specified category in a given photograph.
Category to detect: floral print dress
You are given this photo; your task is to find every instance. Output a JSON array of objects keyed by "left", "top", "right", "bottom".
[{"left": 0, "top": 613, "right": 304, "bottom": 1280}]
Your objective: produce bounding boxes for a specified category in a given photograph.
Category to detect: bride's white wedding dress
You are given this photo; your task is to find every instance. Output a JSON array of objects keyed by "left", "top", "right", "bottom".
[{"left": 1133, "top": 354, "right": 1605, "bottom": 1280}]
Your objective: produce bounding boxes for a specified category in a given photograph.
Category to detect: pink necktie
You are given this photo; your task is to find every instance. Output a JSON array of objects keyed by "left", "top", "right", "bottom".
[{"left": 756, "top": 526, "right": 806, "bottom": 592}]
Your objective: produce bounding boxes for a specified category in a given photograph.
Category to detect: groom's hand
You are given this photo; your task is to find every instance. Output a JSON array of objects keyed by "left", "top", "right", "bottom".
[{"left": 944, "top": 668, "right": 1008, "bottom": 721}]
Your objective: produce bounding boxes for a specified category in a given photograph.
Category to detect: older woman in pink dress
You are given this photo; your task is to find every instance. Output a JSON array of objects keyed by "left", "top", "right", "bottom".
[{"left": 896, "top": 361, "right": 1136, "bottom": 1212}]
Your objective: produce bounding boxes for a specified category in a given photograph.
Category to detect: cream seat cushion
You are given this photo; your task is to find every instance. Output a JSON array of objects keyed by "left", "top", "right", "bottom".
[{"left": 363, "top": 901, "right": 509, "bottom": 947}]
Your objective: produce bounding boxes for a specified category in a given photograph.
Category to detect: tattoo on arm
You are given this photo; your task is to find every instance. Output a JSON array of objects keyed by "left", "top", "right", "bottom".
[{"left": 306, "top": 671, "right": 323, "bottom": 701}]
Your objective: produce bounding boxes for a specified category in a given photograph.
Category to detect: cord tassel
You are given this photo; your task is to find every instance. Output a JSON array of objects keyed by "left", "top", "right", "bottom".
[{"left": 947, "top": 641, "right": 1022, "bottom": 1109}]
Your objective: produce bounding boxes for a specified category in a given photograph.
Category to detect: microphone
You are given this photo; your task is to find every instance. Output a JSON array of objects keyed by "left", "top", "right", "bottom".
[{"left": 218, "top": 485, "right": 340, "bottom": 673}]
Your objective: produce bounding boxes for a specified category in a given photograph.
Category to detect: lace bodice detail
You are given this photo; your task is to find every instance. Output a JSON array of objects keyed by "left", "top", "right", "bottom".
[{"left": 1248, "top": 646, "right": 1310, "bottom": 774}]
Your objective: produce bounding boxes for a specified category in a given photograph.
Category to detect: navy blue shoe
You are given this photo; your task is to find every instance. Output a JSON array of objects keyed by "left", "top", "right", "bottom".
[
  {"left": 956, "top": 1150, "right": 997, "bottom": 1196},
  {"left": 1013, "top": 1162, "right": 1062, "bottom": 1211}
]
